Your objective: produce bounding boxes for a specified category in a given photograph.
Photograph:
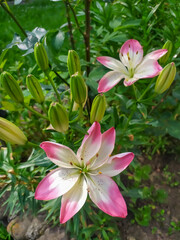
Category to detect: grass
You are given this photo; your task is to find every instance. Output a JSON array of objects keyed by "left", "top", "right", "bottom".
[{"left": 0, "top": 0, "right": 66, "bottom": 51}]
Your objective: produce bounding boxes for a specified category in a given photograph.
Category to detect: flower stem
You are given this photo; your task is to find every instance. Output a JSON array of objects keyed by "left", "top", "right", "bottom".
[
  {"left": 84, "top": 0, "right": 91, "bottom": 76},
  {"left": 0, "top": 2, "right": 27, "bottom": 38},
  {"left": 123, "top": 106, "right": 136, "bottom": 134},
  {"left": 23, "top": 103, "right": 49, "bottom": 120},
  {"left": 64, "top": 0, "right": 75, "bottom": 49},
  {"left": 45, "top": 70, "right": 62, "bottom": 104},
  {"left": 137, "top": 78, "right": 155, "bottom": 102},
  {"left": 27, "top": 141, "right": 39, "bottom": 148}
]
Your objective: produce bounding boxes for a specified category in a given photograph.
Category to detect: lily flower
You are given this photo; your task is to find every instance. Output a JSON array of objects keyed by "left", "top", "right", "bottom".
[
  {"left": 97, "top": 39, "right": 168, "bottom": 92},
  {"left": 35, "top": 122, "right": 134, "bottom": 224}
]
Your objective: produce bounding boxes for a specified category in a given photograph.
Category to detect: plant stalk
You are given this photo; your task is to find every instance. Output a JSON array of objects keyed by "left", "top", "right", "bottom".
[
  {"left": 45, "top": 71, "right": 62, "bottom": 104},
  {"left": 84, "top": 0, "right": 91, "bottom": 76},
  {"left": 0, "top": 2, "right": 27, "bottom": 38},
  {"left": 23, "top": 103, "right": 49, "bottom": 120},
  {"left": 64, "top": 0, "right": 75, "bottom": 50}
]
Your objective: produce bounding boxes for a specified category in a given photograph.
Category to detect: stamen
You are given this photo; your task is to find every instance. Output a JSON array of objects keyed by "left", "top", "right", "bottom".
[
  {"left": 96, "top": 153, "right": 99, "bottom": 157},
  {"left": 79, "top": 170, "right": 82, "bottom": 173},
  {"left": 129, "top": 44, "right": 130, "bottom": 48},
  {"left": 127, "top": 52, "right": 131, "bottom": 61},
  {"left": 136, "top": 51, "right": 138, "bottom": 54},
  {"left": 121, "top": 53, "right": 123, "bottom": 56},
  {"left": 70, "top": 162, "right": 73, "bottom": 165},
  {"left": 99, "top": 171, "right": 102, "bottom": 174},
  {"left": 81, "top": 157, "right": 83, "bottom": 160},
  {"left": 109, "top": 154, "right": 111, "bottom": 157}
]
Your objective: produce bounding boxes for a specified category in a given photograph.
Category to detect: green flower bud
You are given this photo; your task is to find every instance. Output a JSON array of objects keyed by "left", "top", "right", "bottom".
[
  {"left": 70, "top": 73, "right": 87, "bottom": 104},
  {"left": 0, "top": 117, "right": 27, "bottom": 145},
  {"left": 90, "top": 94, "right": 106, "bottom": 123},
  {"left": 155, "top": 62, "right": 176, "bottom": 94},
  {"left": 26, "top": 74, "right": 45, "bottom": 103},
  {"left": 34, "top": 42, "right": 49, "bottom": 72},
  {"left": 1, "top": 71, "right": 24, "bottom": 103},
  {"left": 67, "top": 50, "right": 81, "bottom": 76},
  {"left": 48, "top": 103, "right": 69, "bottom": 133},
  {"left": 159, "top": 40, "right": 173, "bottom": 65}
]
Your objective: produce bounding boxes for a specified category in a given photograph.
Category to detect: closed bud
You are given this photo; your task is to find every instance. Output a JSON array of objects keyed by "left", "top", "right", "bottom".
[
  {"left": 159, "top": 40, "right": 173, "bottom": 65},
  {"left": 70, "top": 73, "right": 87, "bottom": 104},
  {"left": 67, "top": 50, "right": 81, "bottom": 76},
  {"left": 0, "top": 117, "right": 27, "bottom": 145},
  {"left": 90, "top": 94, "right": 106, "bottom": 123},
  {"left": 34, "top": 42, "right": 49, "bottom": 72},
  {"left": 26, "top": 74, "right": 45, "bottom": 103},
  {"left": 48, "top": 103, "right": 69, "bottom": 133},
  {"left": 155, "top": 62, "right": 176, "bottom": 94},
  {"left": 1, "top": 71, "right": 24, "bottom": 103}
]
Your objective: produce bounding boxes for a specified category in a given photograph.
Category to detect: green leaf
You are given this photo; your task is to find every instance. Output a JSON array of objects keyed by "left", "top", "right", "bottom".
[
  {"left": 44, "top": 30, "right": 65, "bottom": 56},
  {"left": 166, "top": 120, "right": 180, "bottom": 140},
  {"left": 137, "top": 103, "right": 147, "bottom": 119},
  {"left": 146, "top": 3, "right": 161, "bottom": 22}
]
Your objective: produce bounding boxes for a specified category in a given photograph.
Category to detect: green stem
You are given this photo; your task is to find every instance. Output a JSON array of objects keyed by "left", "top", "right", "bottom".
[
  {"left": 23, "top": 103, "right": 49, "bottom": 120},
  {"left": 0, "top": 2, "right": 27, "bottom": 38},
  {"left": 123, "top": 106, "right": 136, "bottom": 134},
  {"left": 69, "top": 99, "right": 74, "bottom": 117},
  {"left": 27, "top": 141, "right": 39, "bottom": 148},
  {"left": 45, "top": 71, "right": 62, "bottom": 104},
  {"left": 53, "top": 69, "right": 70, "bottom": 87},
  {"left": 41, "top": 102, "right": 48, "bottom": 115},
  {"left": 137, "top": 78, "right": 155, "bottom": 102}
]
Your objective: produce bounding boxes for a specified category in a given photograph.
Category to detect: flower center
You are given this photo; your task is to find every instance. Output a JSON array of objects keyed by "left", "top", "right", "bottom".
[{"left": 129, "top": 68, "right": 134, "bottom": 78}]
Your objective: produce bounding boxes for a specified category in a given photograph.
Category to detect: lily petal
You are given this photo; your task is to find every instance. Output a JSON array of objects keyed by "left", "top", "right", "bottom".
[
  {"left": 77, "top": 122, "right": 102, "bottom": 165},
  {"left": 144, "top": 49, "right": 168, "bottom": 61},
  {"left": 120, "top": 39, "right": 143, "bottom": 69},
  {"left": 134, "top": 59, "right": 162, "bottom": 79},
  {"left": 95, "top": 152, "right": 134, "bottom": 177},
  {"left": 123, "top": 77, "right": 139, "bottom": 87},
  {"left": 40, "top": 142, "right": 80, "bottom": 168},
  {"left": 35, "top": 168, "right": 79, "bottom": 200},
  {"left": 97, "top": 56, "right": 128, "bottom": 74},
  {"left": 60, "top": 177, "right": 87, "bottom": 224},
  {"left": 90, "top": 127, "right": 116, "bottom": 169},
  {"left": 87, "top": 175, "right": 127, "bottom": 218},
  {"left": 98, "top": 71, "right": 125, "bottom": 93}
]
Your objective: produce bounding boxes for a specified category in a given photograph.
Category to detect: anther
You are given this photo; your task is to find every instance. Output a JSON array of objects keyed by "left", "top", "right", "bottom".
[
  {"left": 96, "top": 153, "right": 99, "bottom": 157},
  {"left": 99, "top": 171, "right": 102, "bottom": 174},
  {"left": 129, "top": 44, "right": 130, "bottom": 48},
  {"left": 70, "top": 162, "right": 73, "bottom": 165},
  {"left": 81, "top": 157, "right": 83, "bottom": 160},
  {"left": 136, "top": 51, "right": 138, "bottom": 54}
]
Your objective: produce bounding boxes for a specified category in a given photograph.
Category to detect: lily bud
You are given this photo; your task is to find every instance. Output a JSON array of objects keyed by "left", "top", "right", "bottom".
[
  {"left": 159, "top": 40, "right": 173, "bottom": 65},
  {"left": 70, "top": 73, "right": 87, "bottom": 104},
  {"left": 48, "top": 103, "right": 69, "bottom": 133},
  {"left": 67, "top": 50, "right": 81, "bottom": 76},
  {"left": 34, "top": 42, "right": 49, "bottom": 72},
  {"left": 1, "top": 71, "right": 24, "bottom": 103},
  {"left": 155, "top": 62, "right": 176, "bottom": 94},
  {"left": 90, "top": 94, "right": 106, "bottom": 123},
  {"left": 26, "top": 74, "right": 45, "bottom": 103},
  {"left": 0, "top": 117, "right": 27, "bottom": 145}
]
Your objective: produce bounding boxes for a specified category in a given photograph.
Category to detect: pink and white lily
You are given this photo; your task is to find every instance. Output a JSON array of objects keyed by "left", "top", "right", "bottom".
[
  {"left": 35, "top": 122, "right": 134, "bottom": 224},
  {"left": 97, "top": 39, "right": 168, "bottom": 92}
]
